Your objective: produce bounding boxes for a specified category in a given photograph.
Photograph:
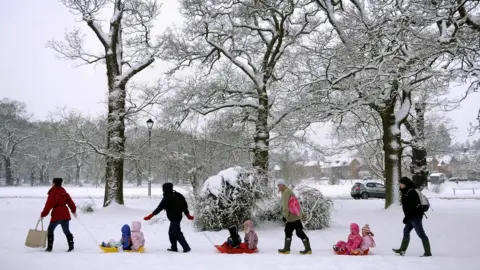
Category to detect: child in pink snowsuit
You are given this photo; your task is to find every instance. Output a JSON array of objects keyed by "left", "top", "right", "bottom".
[
  {"left": 131, "top": 221, "right": 145, "bottom": 251},
  {"left": 242, "top": 220, "right": 258, "bottom": 250},
  {"left": 359, "top": 224, "right": 375, "bottom": 252},
  {"left": 333, "top": 223, "right": 363, "bottom": 255}
]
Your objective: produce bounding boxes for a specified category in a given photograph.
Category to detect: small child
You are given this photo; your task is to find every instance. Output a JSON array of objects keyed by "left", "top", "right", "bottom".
[
  {"left": 222, "top": 225, "right": 242, "bottom": 249},
  {"left": 240, "top": 220, "right": 258, "bottom": 250},
  {"left": 333, "top": 223, "right": 363, "bottom": 255},
  {"left": 120, "top": 224, "right": 132, "bottom": 250},
  {"left": 131, "top": 221, "right": 145, "bottom": 251},
  {"left": 359, "top": 224, "right": 375, "bottom": 253}
]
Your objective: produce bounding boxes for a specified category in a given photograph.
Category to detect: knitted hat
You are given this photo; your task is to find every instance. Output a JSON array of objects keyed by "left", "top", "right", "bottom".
[
  {"left": 52, "top": 178, "right": 63, "bottom": 186},
  {"left": 276, "top": 179, "right": 287, "bottom": 186},
  {"left": 362, "top": 224, "right": 371, "bottom": 235}
]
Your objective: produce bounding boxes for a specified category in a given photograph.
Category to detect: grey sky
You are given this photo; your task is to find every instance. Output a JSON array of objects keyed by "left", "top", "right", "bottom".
[{"left": 1, "top": 0, "right": 479, "bottom": 144}]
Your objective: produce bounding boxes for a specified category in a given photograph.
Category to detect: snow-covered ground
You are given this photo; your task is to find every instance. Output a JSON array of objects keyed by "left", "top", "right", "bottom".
[{"left": 2, "top": 186, "right": 480, "bottom": 270}]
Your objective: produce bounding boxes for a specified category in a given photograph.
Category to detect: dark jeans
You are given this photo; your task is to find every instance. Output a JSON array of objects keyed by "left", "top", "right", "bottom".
[
  {"left": 47, "top": 220, "right": 71, "bottom": 237},
  {"left": 403, "top": 217, "right": 428, "bottom": 240},
  {"left": 169, "top": 218, "right": 190, "bottom": 250},
  {"left": 285, "top": 220, "right": 308, "bottom": 240}
]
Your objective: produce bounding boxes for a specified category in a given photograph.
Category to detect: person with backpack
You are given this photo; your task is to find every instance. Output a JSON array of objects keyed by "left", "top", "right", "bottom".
[
  {"left": 393, "top": 177, "right": 432, "bottom": 257},
  {"left": 143, "top": 182, "right": 194, "bottom": 253},
  {"left": 40, "top": 177, "right": 77, "bottom": 252},
  {"left": 276, "top": 179, "right": 311, "bottom": 255}
]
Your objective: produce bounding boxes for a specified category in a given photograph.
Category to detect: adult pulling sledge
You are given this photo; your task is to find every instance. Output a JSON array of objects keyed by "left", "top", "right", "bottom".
[{"left": 144, "top": 182, "right": 194, "bottom": 253}]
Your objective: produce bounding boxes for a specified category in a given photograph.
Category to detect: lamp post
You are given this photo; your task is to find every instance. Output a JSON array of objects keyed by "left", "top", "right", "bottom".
[{"left": 146, "top": 118, "right": 154, "bottom": 197}]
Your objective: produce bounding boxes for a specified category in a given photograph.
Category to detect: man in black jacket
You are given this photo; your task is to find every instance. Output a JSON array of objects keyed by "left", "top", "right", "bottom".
[
  {"left": 144, "top": 183, "right": 194, "bottom": 253},
  {"left": 393, "top": 177, "right": 432, "bottom": 257}
]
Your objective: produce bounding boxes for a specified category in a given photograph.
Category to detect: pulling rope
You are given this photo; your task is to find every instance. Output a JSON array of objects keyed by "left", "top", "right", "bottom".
[
  {"left": 75, "top": 216, "right": 100, "bottom": 246},
  {"left": 202, "top": 232, "right": 216, "bottom": 246}
]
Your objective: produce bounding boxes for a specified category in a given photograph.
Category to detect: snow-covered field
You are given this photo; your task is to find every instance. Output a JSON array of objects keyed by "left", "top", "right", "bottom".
[{"left": 2, "top": 186, "right": 480, "bottom": 270}]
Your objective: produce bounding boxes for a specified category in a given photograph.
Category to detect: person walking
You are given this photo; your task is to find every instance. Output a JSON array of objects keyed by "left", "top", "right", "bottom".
[
  {"left": 144, "top": 182, "right": 194, "bottom": 253},
  {"left": 40, "top": 178, "right": 77, "bottom": 252},
  {"left": 276, "top": 179, "right": 312, "bottom": 254},
  {"left": 393, "top": 177, "right": 432, "bottom": 257}
]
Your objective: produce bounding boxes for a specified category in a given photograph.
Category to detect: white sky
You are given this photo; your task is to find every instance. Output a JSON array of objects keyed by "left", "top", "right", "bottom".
[{"left": 1, "top": 0, "right": 479, "bottom": 144}]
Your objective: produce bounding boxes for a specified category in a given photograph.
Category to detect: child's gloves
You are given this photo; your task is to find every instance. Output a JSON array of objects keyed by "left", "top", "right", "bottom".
[
  {"left": 282, "top": 217, "right": 287, "bottom": 223},
  {"left": 186, "top": 214, "right": 194, "bottom": 220},
  {"left": 144, "top": 214, "right": 154, "bottom": 221}
]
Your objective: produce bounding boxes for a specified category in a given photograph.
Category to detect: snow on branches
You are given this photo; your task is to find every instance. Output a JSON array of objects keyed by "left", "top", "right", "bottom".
[{"left": 193, "top": 166, "right": 263, "bottom": 231}]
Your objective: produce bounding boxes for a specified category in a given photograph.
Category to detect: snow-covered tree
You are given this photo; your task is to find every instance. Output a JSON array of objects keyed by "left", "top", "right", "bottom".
[
  {"left": 163, "top": 0, "right": 321, "bottom": 184},
  {"left": 0, "top": 99, "right": 31, "bottom": 186},
  {"left": 49, "top": 0, "right": 163, "bottom": 206},
  {"left": 301, "top": 0, "right": 452, "bottom": 207},
  {"left": 194, "top": 167, "right": 262, "bottom": 231}
]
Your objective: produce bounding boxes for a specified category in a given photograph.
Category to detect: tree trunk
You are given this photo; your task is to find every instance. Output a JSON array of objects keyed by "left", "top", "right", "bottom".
[
  {"left": 103, "top": 84, "right": 126, "bottom": 207},
  {"left": 134, "top": 159, "right": 142, "bottom": 187},
  {"left": 379, "top": 105, "right": 402, "bottom": 208},
  {"left": 406, "top": 103, "right": 429, "bottom": 190},
  {"left": 4, "top": 157, "right": 13, "bottom": 186},
  {"left": 40, "top": 166, "right": 46, "bottom": 185},
  {"left": 252, "top": 87, "right": 270, "bottom": 186},
  {"left": 30, "top": 169, "right": 35, "bottom": 186},
  {"left": 75, "top": 164, "right": 81, "bottom": 185}
]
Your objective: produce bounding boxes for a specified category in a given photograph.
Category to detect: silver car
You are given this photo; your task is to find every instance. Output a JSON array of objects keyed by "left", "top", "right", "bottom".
[{"left": 351, "top": 182, "right": 386, "bottom": 199}]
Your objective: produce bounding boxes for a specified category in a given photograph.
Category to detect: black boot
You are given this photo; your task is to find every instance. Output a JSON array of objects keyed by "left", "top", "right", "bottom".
[
  {"left": 167, "top": 248, "right": 178, "bottom": 252},
  {"left": 66, "top": 234, "right": 74, "bottom": 252},
  {"left": 45, "top": 235, "right": 53, "bottom": 252},
  {"left": 421, "top": 238, "right": 432, "bottom": 257},
  {"left": 392, "top": 237, "right": 410, "bottom": 256},
  {"left": 300, "top": 238, "right": 312, "bottom": 254},
  {"left": 278, "top": 238, "right": 292, "bottom": 254}
]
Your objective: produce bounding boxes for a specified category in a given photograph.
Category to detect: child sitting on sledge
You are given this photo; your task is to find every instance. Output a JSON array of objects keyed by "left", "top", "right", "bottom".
[
  {"left": 333, "top": 223, "right": 363, "bottom": 255},
  {"left": 239, "top": 220, "right": 258, "bottom": 250},
  {"left": 100, "top": 224, "right": 132, "bottom": 250},
  {"left": 120, "top": 224, "right": 133, "bottom": 250},
  {"left": 359, "top": 224, "right": 375, "bottom": 253},
  {"left": 218, "top": 221, "right": 258, "bottom": 253},
  {"left": 222, "top": 225, "right": 242, "bottom": 249},
  {"left": 131, "top": 221, "right": 145, "bottom": 251}
]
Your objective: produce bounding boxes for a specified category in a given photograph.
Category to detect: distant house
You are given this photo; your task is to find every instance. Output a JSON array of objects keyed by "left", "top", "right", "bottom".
[
  {"left": 303, "top": 160, "right": 324, "bottom": 178},
  {"left": 323, "top": 157, "right": 364, "bottom": 179}
]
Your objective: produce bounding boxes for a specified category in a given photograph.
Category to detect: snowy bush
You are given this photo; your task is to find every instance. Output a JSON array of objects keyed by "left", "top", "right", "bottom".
[
  {"left": 256, "top": 185, "right": 333, "bottom": 230},
  {"left": 296, "top": 185, "right": 333, "bottom": 230},
  {"left": 193, "top": 167, "right": 262, "bottom": 231},
  {"left": 256, "top": 197, "right": 283, "bottom": 223},
  {"left": 78, "top": 200, "right": 95, "bottom": 213}
]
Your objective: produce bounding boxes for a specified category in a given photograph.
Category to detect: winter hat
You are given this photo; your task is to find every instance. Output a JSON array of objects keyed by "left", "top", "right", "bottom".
[
  {"left": 53, "top": 178, "right": 63, "bottom": 186},
  {"left": 399, "top": 177, "right": 411, "bottom": 185},
  {"left": 350, "top": 223, "right": 360, "bottom": 234},
  {"left": 162, "top": 182, "right": 174, "bottom": 193},
  {"left": 243, "top": 220, "right": 254, "bottom": 233},
  {"left": 276, "top": 179, "right": 287, "bottom": 186},
  {"left": 399, "top": 177, "right": 416, "bottom": 189},
  {"left": 362, "top": 224, "right": 372, "bottom": 236}
]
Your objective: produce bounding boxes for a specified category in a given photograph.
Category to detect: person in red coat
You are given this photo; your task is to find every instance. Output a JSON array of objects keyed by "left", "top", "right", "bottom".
[{"left": 40, "top": 178, "right": 77, "bottom": 252}]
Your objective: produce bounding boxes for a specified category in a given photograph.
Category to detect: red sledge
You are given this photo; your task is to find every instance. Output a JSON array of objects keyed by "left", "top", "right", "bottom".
[
  {"left": 215, "top": 245, "right": 258, "bottom": 254},
  {"left": 335, "top": 249, "right": 369, "bottom": 256}
]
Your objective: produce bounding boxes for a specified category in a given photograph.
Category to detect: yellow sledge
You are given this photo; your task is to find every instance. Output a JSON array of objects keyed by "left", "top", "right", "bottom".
[{"left": 99, "top": 246, "right": 145, "bottom": 253}]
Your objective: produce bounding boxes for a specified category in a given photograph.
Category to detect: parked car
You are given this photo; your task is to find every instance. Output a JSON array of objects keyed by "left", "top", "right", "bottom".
[
  {"left": 429, "top": 172, "right": 446, "bottom": 184},
  {"left": 351, "top": 182, "right": 386, "bottom": 199}
]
